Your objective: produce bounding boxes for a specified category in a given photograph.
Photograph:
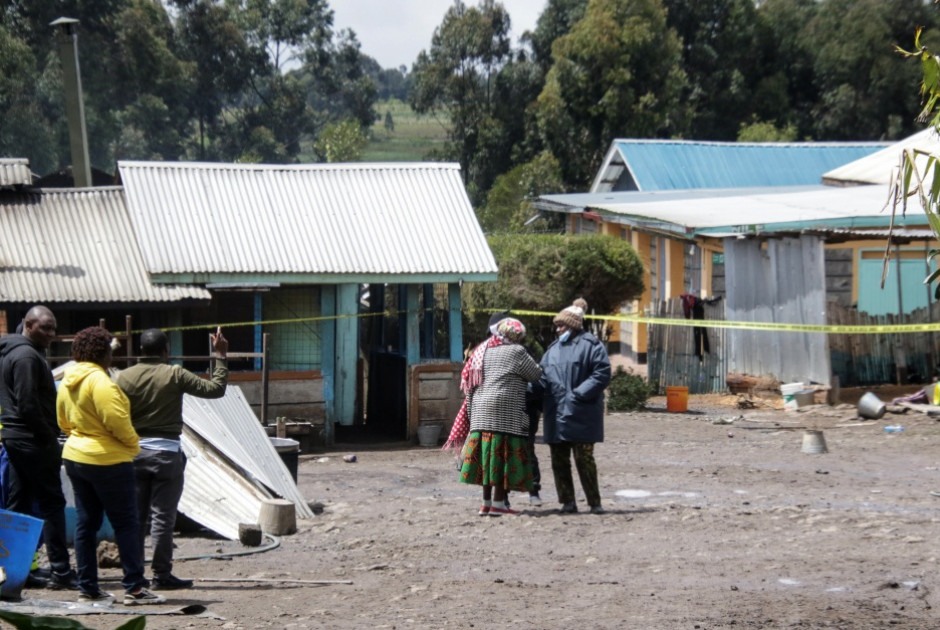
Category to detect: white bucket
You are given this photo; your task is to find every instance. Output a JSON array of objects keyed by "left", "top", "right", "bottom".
[
  {"left": 795, "top": 390, "right": 815, "bottom": 408},
  {"left": 781, "top": 382, "right": 804, "bottom": 411}
]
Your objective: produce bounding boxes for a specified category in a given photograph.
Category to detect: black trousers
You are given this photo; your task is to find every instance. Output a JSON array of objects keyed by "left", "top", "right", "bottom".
[
  {"left": 135, "top": 448, "right": 187, "bottom": 578},
  {"left": 693, "top": 326, "right": 709, "bottom": 358},
  {"left": 526, "top": 409, "right": 541, "bottom": 493},
  {"left": 2, "top": 438, "right": 71, "bottom": 575}
]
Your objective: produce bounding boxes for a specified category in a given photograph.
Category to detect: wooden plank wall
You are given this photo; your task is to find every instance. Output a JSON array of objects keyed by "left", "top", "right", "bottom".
[
  {"left": 648, "top": 297, "right": 940, "bottom": 391},
  {"left": 647, "top": 297, "right": 728, "bottom": 394},
  {"left": 828, "top": 301, "right": 940, "bottom": 386}
]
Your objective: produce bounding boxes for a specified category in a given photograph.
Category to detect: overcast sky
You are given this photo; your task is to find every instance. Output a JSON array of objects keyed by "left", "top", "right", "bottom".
[{"left": 331, "top": 1, "right": 546, "bottom": 70}]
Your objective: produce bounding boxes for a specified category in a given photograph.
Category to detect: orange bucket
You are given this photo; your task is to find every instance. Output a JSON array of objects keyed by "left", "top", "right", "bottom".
[{"left": 665, "top": 386, "right": 688, "bottom": 412}]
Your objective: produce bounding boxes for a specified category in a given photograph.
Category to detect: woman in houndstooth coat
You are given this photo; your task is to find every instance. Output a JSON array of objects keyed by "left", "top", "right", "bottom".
[{"left": 457, "top": 318, "right": 541, "bottom": 516}]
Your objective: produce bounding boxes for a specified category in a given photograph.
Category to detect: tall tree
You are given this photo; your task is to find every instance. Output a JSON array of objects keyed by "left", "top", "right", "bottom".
[
  {"left": 662, "top": 0, "right": 761, "bottom": 140},
  {"left": 527, "top": 0, "right": 588, "bottom": 73},
  {"left": 216, "top": 0, "right": 332, "bottom": 161},
  {"left": 297, "top": 28, "right": 378, "bottom": 132},
  {"left": 411, "top": 0, "right": 513, "bottom": 202},
  {"left": 476, "top": 52, "right": 545, "bottom": 194},
  {"left": 800, "top": 0, "right": 938, "bottom": 140},
  {"left": 370, "top": 64, "right": 411, "bottom": 101},
  {"left": 535, "top": 0, "right": 688, "bottom": 189},
  {"left": 230, "top": 0, "right": 332, "bottom": 70},
  {"left": 176, "top": 0, "right": 264, "bottom": 160},
  {"left": 477, "top": 151, "right": 565, "bottom": 234},
  {"left": 0, "top": 24, "right": 57, "bottom": 173},
  {"left": 0, "top": 0, "right": 375, "bottom": 168},
  {"left": 111, "top": 0, "right": 195, "bottom": 160},
  {"left": 752, "top": 0, "right": 819, "bottom": 138},
  {"left": 0, "top": 0, "right": 142, "bottom": 172}
]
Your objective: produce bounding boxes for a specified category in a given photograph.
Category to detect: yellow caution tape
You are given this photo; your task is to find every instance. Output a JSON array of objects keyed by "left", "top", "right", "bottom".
[
  {"left": 505, "top": 309, "right": 940, "bottom": 335},
  {"left": 116, "top": 308, "right": 935, "bottom": 337}
]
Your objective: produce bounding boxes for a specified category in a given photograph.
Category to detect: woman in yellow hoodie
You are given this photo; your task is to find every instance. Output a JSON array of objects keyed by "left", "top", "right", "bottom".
[{"left": 57, "top": 326, "right": 165, "bottom": 606}]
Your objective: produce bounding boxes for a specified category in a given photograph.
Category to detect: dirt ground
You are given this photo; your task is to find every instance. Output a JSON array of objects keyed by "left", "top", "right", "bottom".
[{"left": 13, "top": 386, "right": 940, "bottom": 630}]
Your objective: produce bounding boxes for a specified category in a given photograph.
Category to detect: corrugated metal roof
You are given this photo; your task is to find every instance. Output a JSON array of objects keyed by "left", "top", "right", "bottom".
[
  {"left": 819, "top": 228, "right": 935, "bottom": 240},
  {"left": 538, "top": 185, "right": 929, "bottom": 235},
  {"left": 183, "top": 386, "right": 314, "bottom": 519},
  {"left": 822, "top": 128, "right": 940, "bottom": 186},
  {"left": 117, "top": 161, "right": 498, "bottom": 279},
  {"left": 0, "top": 187, "right": 211, "bottom": 304},
  {"left": 592, "top": 140, "right": 888, "bottom": 192},
  {"left": 732, "top": 227, "right": 937, "bottom": 243},
  {"left": 539, "top": 185, "right": 822, "bottom": 211},
  {"left": 0, "top": 159, "right": 32, "bottom": 188}
]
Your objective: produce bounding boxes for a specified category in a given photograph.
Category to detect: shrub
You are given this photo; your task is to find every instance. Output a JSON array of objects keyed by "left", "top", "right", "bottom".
[
  {"left": 606, "top": 366, "right": 655, "bottom": 412},
  {"left": 462, "top": 233, "right": 645, "bottom": 350}
]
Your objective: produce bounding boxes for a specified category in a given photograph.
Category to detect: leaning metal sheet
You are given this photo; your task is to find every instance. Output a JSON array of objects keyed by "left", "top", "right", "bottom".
[
  {"left": 182, "top": 386, "right": 314, "bottom": 519},
  {"left": 179, "top": 427, "right": 269, "bottom": 540}
]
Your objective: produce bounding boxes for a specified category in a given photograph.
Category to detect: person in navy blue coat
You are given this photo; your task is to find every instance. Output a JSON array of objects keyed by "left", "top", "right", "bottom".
[{"left": 534, "top": 299, "right": 611, "bottom": 514}]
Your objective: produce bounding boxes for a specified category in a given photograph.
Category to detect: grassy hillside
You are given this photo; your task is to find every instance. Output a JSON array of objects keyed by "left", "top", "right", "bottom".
[{"left": 363, "top": 99, "right": 450, "bottom": 162}]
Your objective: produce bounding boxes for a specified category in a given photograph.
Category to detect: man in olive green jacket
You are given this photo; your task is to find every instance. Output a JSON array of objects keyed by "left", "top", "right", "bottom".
[{"left": 115, "top": 327, "right": 228, "bottom": 590}]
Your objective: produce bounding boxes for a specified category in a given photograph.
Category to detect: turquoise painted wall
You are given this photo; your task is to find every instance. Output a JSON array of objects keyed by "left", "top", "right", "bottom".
[{"left": 858, "top": 252, "right": 935, "bottom": 315}]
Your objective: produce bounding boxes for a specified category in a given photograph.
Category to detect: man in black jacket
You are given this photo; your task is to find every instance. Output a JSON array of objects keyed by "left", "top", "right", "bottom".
[{"left": 0, "top": 305, "right": 77, "bottom": 589}]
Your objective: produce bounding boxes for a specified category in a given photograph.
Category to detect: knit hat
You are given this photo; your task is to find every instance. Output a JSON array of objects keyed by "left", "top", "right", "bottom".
[{"left": 553, "top": 298, "right": 587, "bottom": 331}]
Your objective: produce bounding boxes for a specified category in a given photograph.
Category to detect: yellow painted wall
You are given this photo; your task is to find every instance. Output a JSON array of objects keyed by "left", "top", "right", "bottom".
[
  {"left": 603, "top": 223, "right": 631, "bottom": 346},
  {"left": 571, "top": 218, "right": 724, "bottom": 358},
  {"left": 665, "top": 238, "right": 685, "bottom": 298},
  {"left": 700, "top": 242, "right": 722, "bottom": 295},
  {"left": 630, "top": 232, "right": 652, "bottom": 355}
]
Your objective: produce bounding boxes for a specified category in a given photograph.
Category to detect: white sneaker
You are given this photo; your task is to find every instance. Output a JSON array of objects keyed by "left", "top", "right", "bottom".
[
  {"left": 123, "top": 587, "right": 166, "bottom": 606},
  {"left": 529, "top": 493, "right": 542, "bottom": 506}
]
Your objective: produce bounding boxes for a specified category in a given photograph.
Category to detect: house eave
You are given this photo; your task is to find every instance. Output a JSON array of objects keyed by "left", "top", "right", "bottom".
[{"left": 150, "top": 272, "right": 499, "bottom": 285}]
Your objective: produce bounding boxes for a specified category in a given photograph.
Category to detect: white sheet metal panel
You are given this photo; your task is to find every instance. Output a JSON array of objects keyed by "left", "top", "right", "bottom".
[
  {"left": 179, "top": 427, "right": 269, "bottom": 541},
  {"left": 0, "top": 159, "right": 32, "bottom": 187},
  {"left": 823, "top": 128, "right": 940, "bottom": 186},
  {"left": 182, "top": 386, "right": 314, "bottom": 519},
  {"left": 541, "top": 184, "right": 926, "bottom": 232},
  {"left": 117, "top": 161, "right": 498, "bottom": 277},
  {"left": 724, "top": 236, "right": 830, "bottom": 385},
  {"left": 0, "top": 187, "right": 211, "bottom": 304}
]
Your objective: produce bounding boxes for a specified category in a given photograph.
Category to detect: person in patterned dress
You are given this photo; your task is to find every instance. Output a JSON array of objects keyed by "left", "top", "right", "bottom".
[{"left": 457, "top": 318, "right": 542, "bottom": 516}]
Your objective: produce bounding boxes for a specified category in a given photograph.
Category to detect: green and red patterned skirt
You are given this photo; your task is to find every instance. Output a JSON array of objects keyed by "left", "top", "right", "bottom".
[{"left": 458, "top": 431, "right": 533, "bottom": 492}]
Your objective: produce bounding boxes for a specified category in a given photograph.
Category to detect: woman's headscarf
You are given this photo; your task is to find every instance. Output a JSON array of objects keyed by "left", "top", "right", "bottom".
[{"left": 496, "top": 318, "right": 525, "bottom": 343}]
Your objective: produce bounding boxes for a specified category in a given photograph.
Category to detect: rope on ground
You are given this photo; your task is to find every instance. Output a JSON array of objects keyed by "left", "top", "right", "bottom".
[
  {"left": 195, "top": 577, "right": 352, "bottom": 585},
  {"left": 161, "top": 533, "right": 281, "bottom": 563}
]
